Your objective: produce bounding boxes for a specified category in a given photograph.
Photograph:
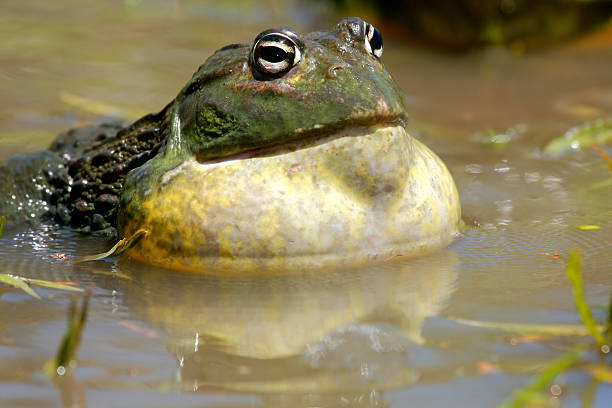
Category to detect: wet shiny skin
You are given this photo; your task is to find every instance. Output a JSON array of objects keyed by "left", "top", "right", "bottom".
[{"left": 119, "top": 19, "right": 461, "bottom": 271}]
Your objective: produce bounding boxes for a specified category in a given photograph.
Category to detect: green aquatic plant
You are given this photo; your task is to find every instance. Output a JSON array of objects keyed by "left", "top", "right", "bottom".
[
  {"left": 453, "top": 318, "right": 603, "bottom": 337},
  {"left": 499, "top": 250, "right": 611, "bottom": 407},
  {"left": 0, "top": 274, "right": 83, "bottom": 299},
  {"left": 544, "top": 119, "right": 612, "bottom": 156},
  {"left": 565, "top": 250, "right": 607, "bottom": 349},
  {"left": 73, "top": 229, "right": 147, "bottom": 263},
  {"left": 607, "top": 288, "right": 612, "bottom": 346},
  {"left": 501, "top": 348, "right": 584, "bottom": 408},
  {"left": 0, "top": 274, "right": 40, "bottom": 299},
  {"left": 44, "top": 292, "right": 90, "bottom": 377},
  {"left": 0, "top": 215, "right": 5, "bottom": 238}
]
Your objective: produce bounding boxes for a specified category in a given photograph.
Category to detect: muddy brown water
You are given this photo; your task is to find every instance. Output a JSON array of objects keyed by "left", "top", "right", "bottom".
[{"left": 1, "top": 1, "right": 612, "bottom": 407}]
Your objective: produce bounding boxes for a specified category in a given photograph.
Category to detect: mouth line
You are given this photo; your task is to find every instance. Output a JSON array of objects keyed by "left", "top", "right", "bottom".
[{"left": 196, "top": 115, "right": 407, "bottom": 164}]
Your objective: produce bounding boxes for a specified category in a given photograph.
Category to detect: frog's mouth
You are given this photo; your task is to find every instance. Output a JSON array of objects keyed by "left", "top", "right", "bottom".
[{"left": 194, "top": 110, "right": 409, "bottom": 164}]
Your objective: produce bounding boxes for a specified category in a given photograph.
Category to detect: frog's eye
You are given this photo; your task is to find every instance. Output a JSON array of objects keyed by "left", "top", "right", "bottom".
[
  {"left": 363, "top": 22, "right": 383, "bottom": 58},
  {"left": 251, "top": 32, "right": 302, "bottom": 80}
]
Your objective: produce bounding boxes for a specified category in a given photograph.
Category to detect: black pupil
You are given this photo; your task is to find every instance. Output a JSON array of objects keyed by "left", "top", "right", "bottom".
[
  {"left": 370, "top": 27, "right": 382, "bottom": 51},
  {"left": 259, "top": 45, "right": 288, "bottom": 63}
]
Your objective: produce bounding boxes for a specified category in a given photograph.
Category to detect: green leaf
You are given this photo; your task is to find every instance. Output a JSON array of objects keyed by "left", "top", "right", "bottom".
[
  {"left": 73, "top": 229, "right": 148, "bottom": 263},
  {"left": 0, "top": 274, "right": 40, "bottom": 299},
  {"left": 500, "top": 348, "right": 584, "bottom": 408},
  {"left": 565, "top": 250, "right": 607, "bottom": 348}
]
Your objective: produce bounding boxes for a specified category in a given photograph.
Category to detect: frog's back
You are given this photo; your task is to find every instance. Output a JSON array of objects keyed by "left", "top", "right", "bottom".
[{"left": 0, "top": 114, "right": 163, "bottom": 237}]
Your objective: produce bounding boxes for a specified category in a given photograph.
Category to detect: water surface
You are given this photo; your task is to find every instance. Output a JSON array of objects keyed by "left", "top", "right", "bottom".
[{"left": 1, "top": 1, "right": 612, "bottom": 407}]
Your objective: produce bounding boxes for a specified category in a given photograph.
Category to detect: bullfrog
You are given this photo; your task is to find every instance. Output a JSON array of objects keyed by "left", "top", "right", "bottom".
[{"left": 0, "top": 18, "right": 461, "bottom": 272}]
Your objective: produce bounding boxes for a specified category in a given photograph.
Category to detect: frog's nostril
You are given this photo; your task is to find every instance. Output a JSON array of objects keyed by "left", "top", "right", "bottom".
[{"left": 327, "top": 65, "right": 343, "bottom": 78}]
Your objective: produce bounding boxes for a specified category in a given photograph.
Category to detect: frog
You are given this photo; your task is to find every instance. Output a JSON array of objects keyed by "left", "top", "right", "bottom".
[{"left": 0, "top": 18, "right": 461, "bottom": 272}]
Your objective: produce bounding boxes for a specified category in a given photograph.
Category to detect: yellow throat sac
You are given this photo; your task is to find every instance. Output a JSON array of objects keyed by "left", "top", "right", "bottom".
[{"left": 121, "top": 125, "right": 461, "bottom": 273}]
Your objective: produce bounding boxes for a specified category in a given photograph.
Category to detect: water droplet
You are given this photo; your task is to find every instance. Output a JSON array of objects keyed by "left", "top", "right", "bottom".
[{"left": 550, "top": 383, "right": 562, "bottom": 397}]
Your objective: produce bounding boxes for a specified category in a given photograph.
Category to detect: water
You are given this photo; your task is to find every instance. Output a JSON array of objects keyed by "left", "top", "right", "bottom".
[{"left": 1, "top": 1, "right": 612, "bottom": 407}]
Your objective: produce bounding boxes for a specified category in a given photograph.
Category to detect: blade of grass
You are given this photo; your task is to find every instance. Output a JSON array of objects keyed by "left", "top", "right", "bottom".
[
  {"left": 44, "top": 291, "right": 90, "bottom": 377},
  {"left": 500, "top": 348, "right": 584, "bottom": 408},
  {"left": 607, "top": 288, "right": 612, "bottom": 345},
  {"left": 58, "top": 91, "right": 147, "bottom": 119},
  {"left": 0, "top": 215, "right": 5, "bottom": 238},
  {"left": 73, "top": 229, "right": 148, "bottom": 263},
  {"left": 579, "top": 378, "right": 598, "bottom": 408},
  {"left": 26, "top": 278, "right": 83, "bottom": 293},
  {"left": 582, "top": 363, "right": 612, "bottom": 383},
  {"left": 0, "top": 274, "right": 40, "bottom": 299},
  {"left": 451, "top": 317, "right": 603, "bottom": 337},
  {"left": 0, "top": 273, "right": 84, "bottom": 298},
  {"left": 565, "top": 250, "right": 607, "bottom": 348}
]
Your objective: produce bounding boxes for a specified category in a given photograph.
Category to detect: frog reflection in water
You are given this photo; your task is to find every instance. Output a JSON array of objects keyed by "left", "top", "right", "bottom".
[{"left": 0, "top": 18, "right": 461, "bottom": 272}]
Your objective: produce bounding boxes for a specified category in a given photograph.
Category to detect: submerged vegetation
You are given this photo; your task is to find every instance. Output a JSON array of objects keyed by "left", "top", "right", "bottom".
[
  {"left": 565, "top": 250, "right": 607, "bottom": 349},
  {"left": 500, "top": 250, "right": 612, "bottom": 407},
  {"left": 44, "top": 292, "right": 91, "bottom": 378}
]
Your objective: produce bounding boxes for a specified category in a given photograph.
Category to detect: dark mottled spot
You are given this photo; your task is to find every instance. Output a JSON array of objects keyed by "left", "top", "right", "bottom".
[
  {"left": 101, "top": 165, "right": 122, "bottom": 183},
  {"left": 91, "top": 213, "right": 108, "bottom": 231},
  {"left": 70, "top": 179, "right": 88, "bottom": 199},
  {"left": 95, "top": 184, "right": 118, "bottom": 195},
  {"left": 91, "top": 151, "right": 111, "bottom": 166},
  {"left": 68, "top": 158, "right": 86, "bottom": 177},
  {"left": 137, "top": 130, "right": 157, "bottom": 142},
  {"left": 48, "top": 174, "right": 68, "bottom": 189},
  {"left": 94, "top": 193, "right": 119, "bottom": 213}
]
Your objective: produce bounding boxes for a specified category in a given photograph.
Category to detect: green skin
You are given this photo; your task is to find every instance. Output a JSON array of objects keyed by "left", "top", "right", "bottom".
[{"left": 0, "top": 18, "right": 408, "bottom": 240}]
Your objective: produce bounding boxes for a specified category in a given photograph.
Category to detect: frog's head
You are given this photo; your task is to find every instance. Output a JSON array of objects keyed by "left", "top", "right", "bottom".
[
  {"left": 120, "top": 18, "right": 461, "bottom": 272},
  {"left": 170, "top": 17, "right": 407, "bottom": 161}
]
